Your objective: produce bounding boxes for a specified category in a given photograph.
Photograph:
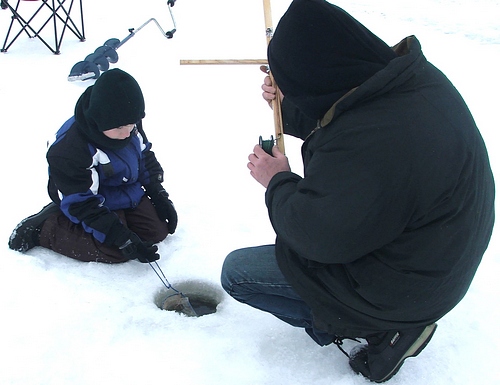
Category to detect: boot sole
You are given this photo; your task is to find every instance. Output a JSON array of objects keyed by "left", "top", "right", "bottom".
[{"left": 8, "top": 203, "right": 60, "bottom": 251}]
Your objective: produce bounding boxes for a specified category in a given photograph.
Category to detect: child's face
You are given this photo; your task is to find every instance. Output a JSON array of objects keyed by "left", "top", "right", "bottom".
[{"left": 103, "top": 124, "right": 135, "bottom": 140}]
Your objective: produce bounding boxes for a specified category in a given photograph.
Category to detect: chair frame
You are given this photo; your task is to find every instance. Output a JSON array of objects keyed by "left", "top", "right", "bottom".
[{"left": 1, "top": 0, "right": 85, "bottom": 54}]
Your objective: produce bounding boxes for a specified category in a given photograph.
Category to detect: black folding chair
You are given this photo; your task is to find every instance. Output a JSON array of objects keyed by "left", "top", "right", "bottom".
[{"left": 1, "top": 0, "right": 85, "bottom": 54}]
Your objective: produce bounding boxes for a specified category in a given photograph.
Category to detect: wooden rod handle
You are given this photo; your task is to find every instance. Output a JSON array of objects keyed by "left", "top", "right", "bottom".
[
  {"left": 263, "top": 0, "right": 285, "bottom": 154},
  {"left": 180, "top": 59, "right": 268, "bottom": 65}
]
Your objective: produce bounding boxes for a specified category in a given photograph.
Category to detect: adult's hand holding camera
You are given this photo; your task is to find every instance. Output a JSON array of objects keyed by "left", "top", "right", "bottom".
[
  {"left": 248, "top": 144, "right": 291, "bottom": 188},
  {"left": 119, "top": 233, "right": 159, "bottom": 263}
]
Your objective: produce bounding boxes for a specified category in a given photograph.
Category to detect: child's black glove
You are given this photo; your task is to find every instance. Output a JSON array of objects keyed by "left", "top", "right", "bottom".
[
  {"left": 119, "top": 233, "right": 159, "bottom": 263},
  {"left": 146, "top": 183, "right": 178, "bottom": 234}
]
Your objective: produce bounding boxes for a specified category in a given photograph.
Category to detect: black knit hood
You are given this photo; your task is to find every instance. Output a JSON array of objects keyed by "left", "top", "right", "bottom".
[
  {"left": 74, "top": 69, "right": 145, "bottom": 149},
  {"left": 268, "top": 0, "right": 396, "bottom": 120}
]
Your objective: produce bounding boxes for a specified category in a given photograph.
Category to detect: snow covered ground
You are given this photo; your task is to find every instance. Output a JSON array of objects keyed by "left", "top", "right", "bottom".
[{"left": 1, "top": 0, "right": 499, "bottom": 384}]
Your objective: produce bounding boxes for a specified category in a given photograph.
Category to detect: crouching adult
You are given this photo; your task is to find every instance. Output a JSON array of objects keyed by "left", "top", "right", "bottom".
[{"left": 221, "top": 0, "right": 495, "bottom": 382}]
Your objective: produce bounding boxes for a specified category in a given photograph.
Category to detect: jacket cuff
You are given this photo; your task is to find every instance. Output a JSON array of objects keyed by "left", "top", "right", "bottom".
[{"left": 104, "top": 219, "right": 131, "bottom": 247}]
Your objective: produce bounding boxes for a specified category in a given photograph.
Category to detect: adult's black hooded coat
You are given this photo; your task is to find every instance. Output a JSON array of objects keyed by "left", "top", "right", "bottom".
[{"left": 265, "top": 0, "right": 495, "bottom": 338}]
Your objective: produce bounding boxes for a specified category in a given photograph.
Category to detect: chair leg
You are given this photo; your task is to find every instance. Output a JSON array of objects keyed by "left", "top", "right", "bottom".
[{"left": 2, "top": 0, "right": 44, "bottom": 52}]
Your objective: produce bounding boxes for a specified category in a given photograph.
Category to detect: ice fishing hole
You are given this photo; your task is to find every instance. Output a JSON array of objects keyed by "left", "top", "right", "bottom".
[{"left": 154, "top": 280, "right": 224, "bottom": 317}]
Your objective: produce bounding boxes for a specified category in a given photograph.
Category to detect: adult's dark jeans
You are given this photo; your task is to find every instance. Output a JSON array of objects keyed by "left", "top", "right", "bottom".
[{"left": 221, "top": 244, "right": 335, "bottom": 346}]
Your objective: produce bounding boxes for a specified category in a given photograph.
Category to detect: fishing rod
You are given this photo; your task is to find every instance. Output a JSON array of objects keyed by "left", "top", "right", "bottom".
[{"left": 179, "top": 0, "right": 285, "bottom": 154}]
